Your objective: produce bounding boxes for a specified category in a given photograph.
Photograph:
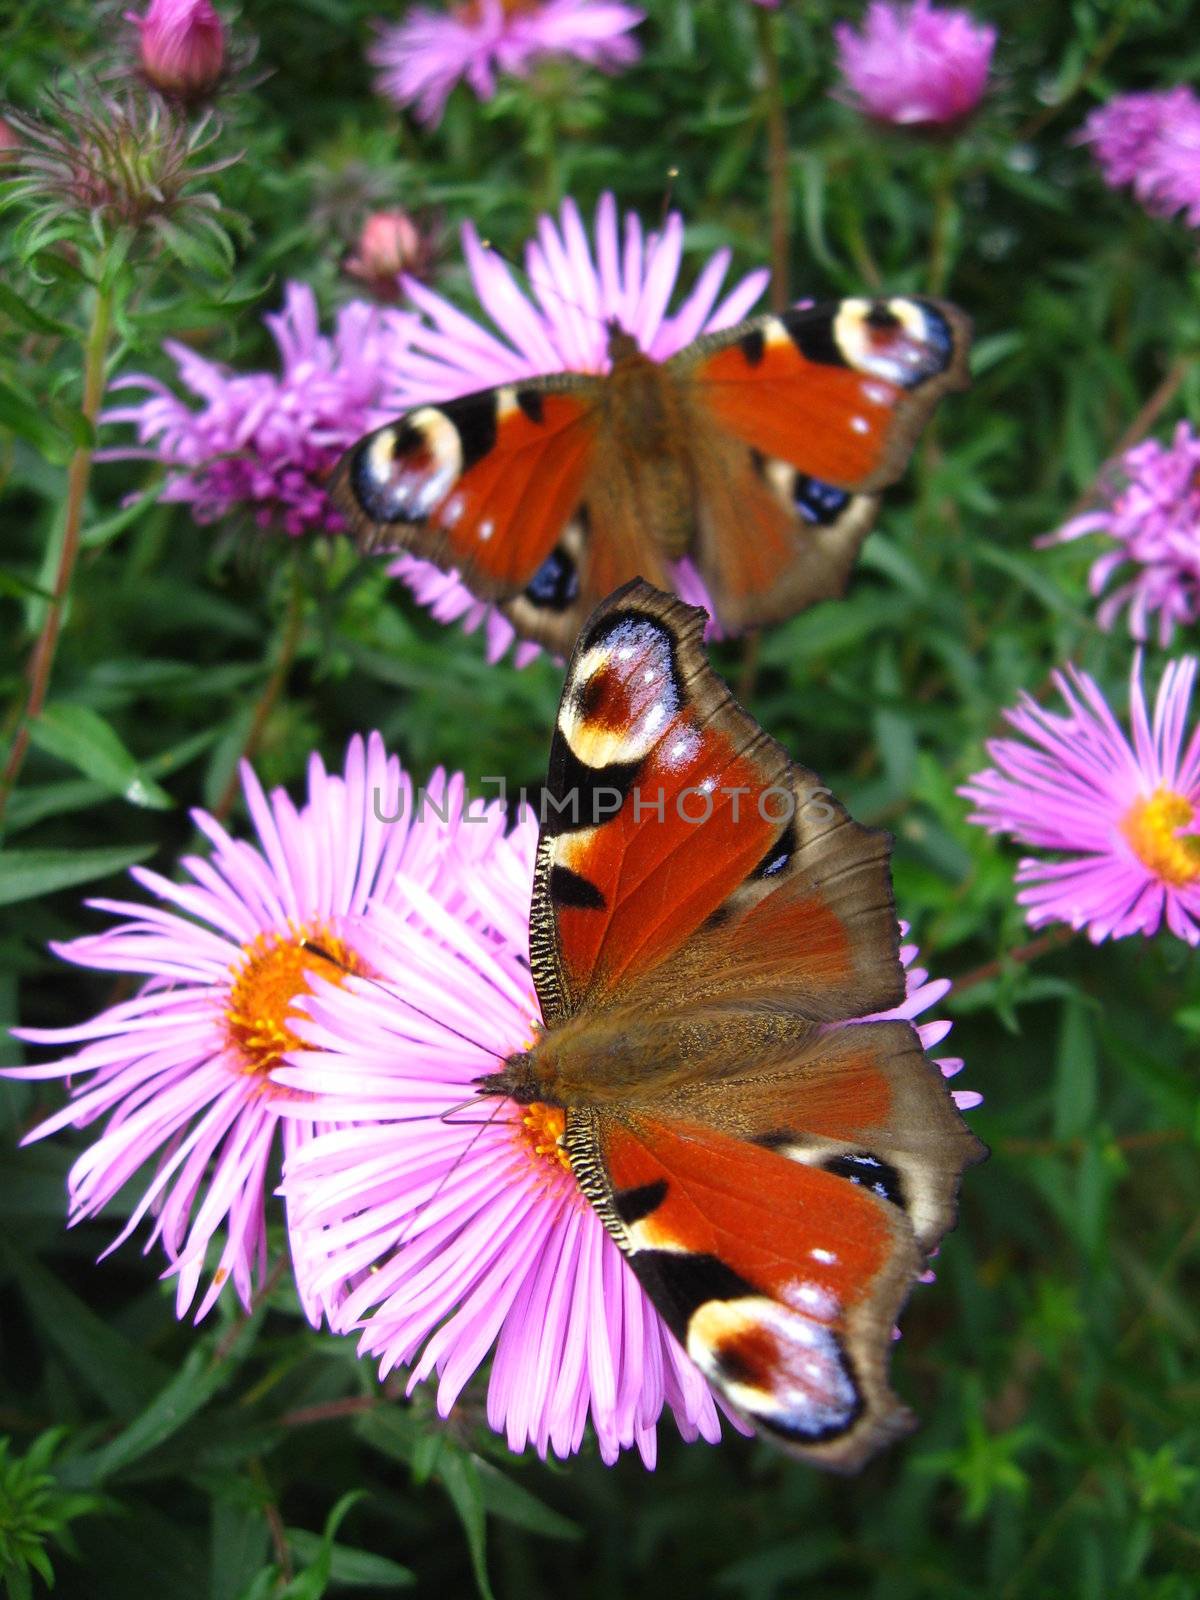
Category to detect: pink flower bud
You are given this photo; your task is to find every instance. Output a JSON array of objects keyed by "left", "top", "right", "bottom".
[
  {"left": 344, "top": 209, "right": 432, "bottom": 299},
  {"left": 129, "top": 0, "right": 226, "bottom": 102},
  {"left": 0, "top": 117, "right": 18, "bottom": 162}
]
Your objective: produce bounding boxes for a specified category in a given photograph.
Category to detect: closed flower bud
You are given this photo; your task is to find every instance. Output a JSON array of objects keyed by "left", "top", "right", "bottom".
[
  {"left": 344, "top": 208, "right": 433, "bottom": 299},
  {"left": 129, "top": 0, "right": 226, "bottom": 102}
]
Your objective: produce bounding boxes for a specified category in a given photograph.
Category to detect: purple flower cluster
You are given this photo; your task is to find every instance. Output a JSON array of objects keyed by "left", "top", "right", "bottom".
[
  {"left": 1041, "top": 422, "right": 1200, "bottom": 646},
  {"left": 103, "top": 284, "right": 413, "bottom": 537},
  {"left": 1077, "top": 88, "right": 1200, "bottom": 227}
]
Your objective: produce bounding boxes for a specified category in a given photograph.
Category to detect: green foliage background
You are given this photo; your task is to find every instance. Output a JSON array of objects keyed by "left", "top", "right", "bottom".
[{"left": 2, "top": 1, "right": 1199, "bottom": 1595}]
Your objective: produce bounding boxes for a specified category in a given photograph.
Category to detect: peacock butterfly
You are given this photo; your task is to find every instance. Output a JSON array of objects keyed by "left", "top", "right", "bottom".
[
  {"left": 473, "top": 579, "right": 984, "bottom": 1469},
  {"left": 332, "top": 298, "right": 972, "bottom": 655}
]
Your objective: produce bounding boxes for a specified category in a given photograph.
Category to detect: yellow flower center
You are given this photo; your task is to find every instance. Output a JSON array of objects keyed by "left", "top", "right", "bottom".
[
  {"left": 519, "top": 1101, "right": 571, "bottom": 1173},
  {"left": 459, "top": 0, "right": 539, "bottom": 22},
  {"left": 226, "top": 926, "right": 363, "bottom": 1075},
  {"left": 1121, "top": 788, "right": 1200, "bottom": 887}
]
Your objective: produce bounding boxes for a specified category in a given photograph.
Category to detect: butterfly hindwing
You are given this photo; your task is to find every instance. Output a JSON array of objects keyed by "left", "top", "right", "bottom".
[{"left": 565, "top": 1104, "right": 921, "bottom": 1471}]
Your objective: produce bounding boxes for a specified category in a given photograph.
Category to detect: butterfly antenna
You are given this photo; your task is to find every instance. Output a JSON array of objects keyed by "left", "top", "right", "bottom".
[
  {"left": 389, "top": 1094, "right": 514, "bottom": 1256},
  {"left": 297, "top": 938, "right": 507, "bottom": 1061}
]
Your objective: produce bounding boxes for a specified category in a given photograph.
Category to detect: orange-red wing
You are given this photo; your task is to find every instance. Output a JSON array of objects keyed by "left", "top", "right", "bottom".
[
  {"left": 678, "top": 296, "right": 971, "bottom": 493},
  {"left": 529, "top": 582, "right": 903, "bottom": 1025},
  {"left": 566, "top": 1106, "right": 921, "bottom": 1469},
  {"left": 330, "top": 380, "right": 597, "bottom": 595},
  {"left": 663, "top": 1020, "right": 986, "bottom": 1258}
]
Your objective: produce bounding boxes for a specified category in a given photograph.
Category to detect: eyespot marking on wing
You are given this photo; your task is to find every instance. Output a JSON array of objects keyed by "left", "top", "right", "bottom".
[
  {"left": 822, "top": 1150, "right": 906, "bottom": 1209},
  {"left": 525, "top": 544, "right": 581, "bottom": 612},
  {"left": 557, "top": 612, "right": 684, "bottom": 769},
  {"left": 833, "top": 298, "right": 957, "bottom": 390},
  {"left": 688, "top": 1296, "right": 863, "bottom": 1444}
]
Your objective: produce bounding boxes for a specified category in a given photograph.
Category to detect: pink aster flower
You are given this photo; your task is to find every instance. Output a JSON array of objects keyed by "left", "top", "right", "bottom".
[
  {"left": 278, "top": 823, "right": 973, "bottom": 1466},
  {"left": 370, "top": 0, "right": 643, "bottom": 127},
  {"left": 1077, "top": 88, "right": 1200, "bottom": 227},
  {"left": 101, "top": 283, "right": 414, "bottom": 537},
  {"left": 1039, "top": 422, "right": 1200, "bottom": 647},
  {"left": 833, "top": 0, "right": 996, "bottom": 129},
  {"left": 127, "top": 0, "right": 226, "bottom": 101},
  {"left": 960, "top": 654, "right": 1200, "bottom": 945},
  {"left": 387, "top": 192, "right": 769, "bottom": 662},
  {"left": 1, "top": 736, "right": 510, "bottom": 1321}
]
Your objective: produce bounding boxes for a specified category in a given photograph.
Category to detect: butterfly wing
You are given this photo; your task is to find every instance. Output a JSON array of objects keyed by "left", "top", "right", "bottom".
[
  {"left": 530, "top": 579, "right": 902, "bottom": 1025},
  {"left": 675, "top": 296, "right": 971, "bottom": 628},
  {"left": 566, "top": 1104, "right": 921, "bottom": 1470},
  {"left": 330, "top": 376, "right": 607, "bottom": 654}
]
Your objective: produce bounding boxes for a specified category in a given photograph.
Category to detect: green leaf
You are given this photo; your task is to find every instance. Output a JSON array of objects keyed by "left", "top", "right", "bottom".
[
  {"left": 0, "top": 843, "right": 154, "bottom": 906},
  {"left": 437, "top": 1450, "right": 495, "bottom": 1600},
  {"left": 29, "top": 703, "right": 173, "bottom": 809},
  {"left": 474, "top": 1461, "right": 580, "bottom": 1542},
  {"left": 1054, "top": 998, "right": 1098, "bottom": 1143},
  {"left": 0, "top": 279, "right": 75, "bottom": 339},
  {"left": 0, "top": 567, "right": 55, "bottom": 603},
  {"left": 63, "top": 1309, "right": 265, "bottom": 1487},
  {"left": 285, "top": 1529, "right": 415, "bottom": 1590},
  {"left": 1, "top": 1243, "right": 170, "bottom": 1418},
  {"left": 277, "top": 1492, "right": 367, "bottom": 1600},
  {"left": 79, "top": 485, "right": 163, "bottom": 550}
]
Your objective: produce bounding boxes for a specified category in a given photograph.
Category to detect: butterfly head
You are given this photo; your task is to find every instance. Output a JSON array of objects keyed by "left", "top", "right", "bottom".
[
  {"left": 474, "top": 1047, "right": 554, "bottom": 1107},
  {"left": 605, "top": 320, "right": 645, "bottom": 368}
]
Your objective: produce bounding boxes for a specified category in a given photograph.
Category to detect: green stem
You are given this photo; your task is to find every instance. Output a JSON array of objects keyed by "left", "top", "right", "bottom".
[
  {"left": 756, "top": 6, "right": 790, "bottom": 312},
  {"left": 0, "top": 274, "right": 114, "bottom": 832},
  {"left": 927, "top": 157, "right": 958, "bottom": 297},
  {"left": 211, "top": 564, "right": 305, "bottom": 822}
]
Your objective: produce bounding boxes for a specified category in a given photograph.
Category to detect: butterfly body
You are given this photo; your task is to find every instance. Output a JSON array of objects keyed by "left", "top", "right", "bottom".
[
  {"left": 473, "top": 580, "right": 984, "bottom": 1470},
  {"left": 334, "top": 296, "right": 972, "bottom": 652}
]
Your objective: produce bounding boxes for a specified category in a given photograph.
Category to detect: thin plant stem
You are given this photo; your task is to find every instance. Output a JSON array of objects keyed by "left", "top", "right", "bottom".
[
  {"left": 927, "top": 157, "right": 958, "bottom": 296},
  {"left": 0, "top": 272, "right": 114, "bottom": 832},
  {"left": 212, "top": 564, "right": 306, "bottom": 822},
  {"left": 951, "top": 926, "right": 1073, "bottom": 996},
  {"left": 756, "top": 5, "right": 790, "bottom": 313}
]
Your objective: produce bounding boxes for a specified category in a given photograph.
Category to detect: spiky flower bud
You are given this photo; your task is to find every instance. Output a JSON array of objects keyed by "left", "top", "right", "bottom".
[{"left": 2, "top": 84, "right": 238, "bottom": 266}]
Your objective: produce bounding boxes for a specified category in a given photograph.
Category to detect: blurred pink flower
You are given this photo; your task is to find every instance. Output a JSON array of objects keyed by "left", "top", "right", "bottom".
[
  {"left": 833, "top": 0, "right": 995, "bottom": 129},
  {"left": 127, "top": 0, "right": 226, "bottom": 101},
  {"left": 1077, "top": 88, "right": 1200, "bottom": 227},
  {"left": 2, "top": 737, "right": 508, "bottom": 1320},
  {"left": 960, "top": 654, "right": 1200, "bottom": 945},
  {"left": 370, "top": 0, "right": 643, "bottom": 127},
  {"left": 1039, "top": 422, "right": 1200, "bottom": 647},
  {"left": 387, "top": 192, "right": 769, "bottom": 660},
  {"left": 279, "top": 820, "right": 972, "bottom": 1465},
  {"left": 102, "top": 283, "right": 414, "bottom": 537}
]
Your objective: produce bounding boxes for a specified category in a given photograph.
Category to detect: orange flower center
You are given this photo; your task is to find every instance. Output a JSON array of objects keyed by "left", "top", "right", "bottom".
[
  {"left": 519, "top": 1101, "right": 571, "bottom": 1173},
  {"left": 1121, "top": 788, "right": 1200, "bottom": 887},
  {"left": 226, "top": 926, "right": 363, "bottom": 1075}
]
